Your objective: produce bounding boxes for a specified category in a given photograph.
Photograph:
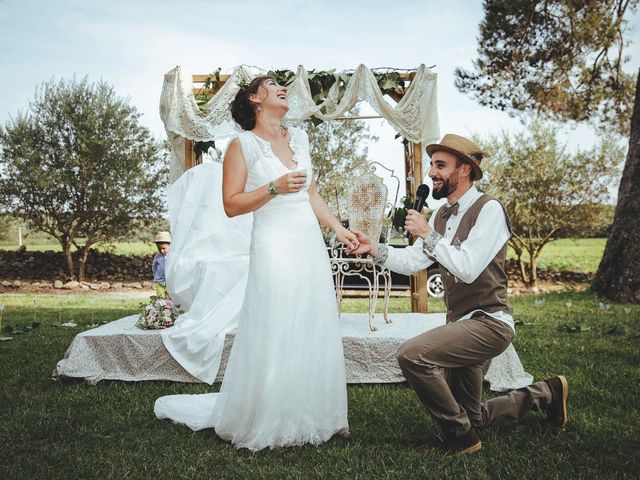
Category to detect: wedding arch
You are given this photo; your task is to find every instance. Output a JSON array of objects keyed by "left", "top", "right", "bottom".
[{"left": 159, "top": 64, "right": 440, "bottom": 312}]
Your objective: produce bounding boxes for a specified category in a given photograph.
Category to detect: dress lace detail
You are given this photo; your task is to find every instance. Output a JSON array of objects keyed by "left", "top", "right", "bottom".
[{"left": 248, "top": 129, "right": 299, "bottom": 169}]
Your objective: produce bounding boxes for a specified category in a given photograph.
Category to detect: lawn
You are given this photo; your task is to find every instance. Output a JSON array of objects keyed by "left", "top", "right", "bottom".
[
  {"left": 0, "top": 241, "right": 157, "bottom": 256},
  {"left": 506, "top": 238, "right": 607, "bottom": 273},
  {"left": 0, "top": 291, "right": 638, "bottom": 479}
]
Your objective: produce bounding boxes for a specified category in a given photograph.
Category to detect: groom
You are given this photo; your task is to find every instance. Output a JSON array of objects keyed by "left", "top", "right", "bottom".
[{"left": 352, "top": 133, "right": 569, "bottom": 455}]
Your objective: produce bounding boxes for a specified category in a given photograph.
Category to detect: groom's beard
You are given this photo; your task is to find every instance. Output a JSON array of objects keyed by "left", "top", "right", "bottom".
[{"left": 431, "top": 171, "right": 459, "bottom": 200}]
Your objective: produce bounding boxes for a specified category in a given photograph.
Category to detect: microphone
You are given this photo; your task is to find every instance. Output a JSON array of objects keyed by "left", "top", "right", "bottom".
[{"left": 405, "top": 184, "right": 430, "bottom": 239}]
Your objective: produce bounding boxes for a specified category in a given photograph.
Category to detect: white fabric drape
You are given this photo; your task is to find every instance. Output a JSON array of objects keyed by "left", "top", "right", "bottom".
[
  {"left": 161, "top": 162, "right": 252, "bottom": 384},
  {"left": 159, "top": 64, "right": 440, "bottom": 182}
]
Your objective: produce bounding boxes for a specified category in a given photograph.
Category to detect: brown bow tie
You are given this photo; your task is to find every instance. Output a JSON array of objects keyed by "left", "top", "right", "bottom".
[{"left": 441, "top": 203, "right": 459, "bottom": 220}]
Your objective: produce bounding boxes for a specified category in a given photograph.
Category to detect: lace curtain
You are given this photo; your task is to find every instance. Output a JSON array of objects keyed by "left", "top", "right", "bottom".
[{"left": 160, "top": 64, "right": 440, "bottom": 181}]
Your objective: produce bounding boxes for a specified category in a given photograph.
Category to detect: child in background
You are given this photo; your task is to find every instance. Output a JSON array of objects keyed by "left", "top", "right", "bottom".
[{"left": 152, "top": 231, "right": 171, "bottom": 298}]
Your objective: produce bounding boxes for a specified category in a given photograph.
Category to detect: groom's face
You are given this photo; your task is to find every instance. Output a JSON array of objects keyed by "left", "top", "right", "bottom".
[{"left": 428, "top": 151, "right": 462, "bottom": 200}]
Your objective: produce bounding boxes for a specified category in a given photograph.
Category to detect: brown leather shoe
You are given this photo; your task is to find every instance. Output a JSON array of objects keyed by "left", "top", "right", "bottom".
[
  {"left": 544, "top": 375, "right": 569, "bottom": 428},
  {"left": 439, "top": 428, "right": 482, "bottom": 455}
]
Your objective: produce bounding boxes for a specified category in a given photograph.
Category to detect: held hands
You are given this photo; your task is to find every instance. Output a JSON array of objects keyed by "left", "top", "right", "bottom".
[
  {"left": 337, "top": 227, "right": 360, "bottom": 252},
  {"left": 404, "top": 209, "right": 432, "bottom": 238},
  {"left": 347, "top": 230, "right": 377, "bottom": 257},
  {"left": 273, "top": 171, "right": 307, "bottom": 194}
]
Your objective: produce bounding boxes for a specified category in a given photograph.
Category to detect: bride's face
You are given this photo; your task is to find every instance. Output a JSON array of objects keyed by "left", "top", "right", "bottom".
[{"left": 251, "top": 78, "right": 288, "bottom": 112}]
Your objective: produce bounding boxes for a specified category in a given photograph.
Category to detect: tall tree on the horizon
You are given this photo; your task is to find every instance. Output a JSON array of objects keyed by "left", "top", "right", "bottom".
[{"left": 455, "top": 0, "right": 639, "bottom": 302}]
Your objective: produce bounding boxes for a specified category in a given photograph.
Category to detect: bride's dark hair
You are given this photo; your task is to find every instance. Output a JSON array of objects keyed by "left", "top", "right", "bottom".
[{"left": 230, "top": 76, "right": 273, "bottom": 131}]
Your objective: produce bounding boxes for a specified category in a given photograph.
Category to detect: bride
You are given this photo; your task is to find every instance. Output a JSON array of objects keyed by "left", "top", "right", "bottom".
[{"left": 155, "top": 76, "right": 359, "bottom": 451}]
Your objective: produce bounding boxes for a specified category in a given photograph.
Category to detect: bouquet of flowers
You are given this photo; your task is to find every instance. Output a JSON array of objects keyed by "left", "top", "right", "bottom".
[{"left": 136, "top": 296, "right": 184, "bottom": 330}]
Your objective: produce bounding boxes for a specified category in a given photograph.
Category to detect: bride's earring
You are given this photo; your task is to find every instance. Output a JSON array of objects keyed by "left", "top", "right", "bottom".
[{"left": 256, "top": 104, "right": 263, "bottom": 112}]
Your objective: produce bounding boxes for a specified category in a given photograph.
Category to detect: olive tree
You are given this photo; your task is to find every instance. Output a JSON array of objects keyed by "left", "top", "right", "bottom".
[
  {"left": 479, "top": 120, "right": 624, "bottom": 285},
  {"left": 0, "top": 77, "right": 168, "bottom": 281}
]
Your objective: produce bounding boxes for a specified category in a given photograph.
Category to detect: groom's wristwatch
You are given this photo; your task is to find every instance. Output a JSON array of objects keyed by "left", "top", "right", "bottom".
[{"left": 267, "top": 182, "right": 279, "bottom": 197}]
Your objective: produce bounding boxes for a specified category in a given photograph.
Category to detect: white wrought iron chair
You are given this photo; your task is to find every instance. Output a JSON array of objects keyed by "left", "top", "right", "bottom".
[{"left": 330, "top": 162, "right": 400, "bottom": 331}]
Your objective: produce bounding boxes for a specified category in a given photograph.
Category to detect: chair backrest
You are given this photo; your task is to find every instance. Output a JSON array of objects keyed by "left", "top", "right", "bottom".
[
  {"left": 343, "top": 162, "right": 400, "bottom": 244},
  {"left": 345, "top": 171, "right": 388, "bottom": 244}
]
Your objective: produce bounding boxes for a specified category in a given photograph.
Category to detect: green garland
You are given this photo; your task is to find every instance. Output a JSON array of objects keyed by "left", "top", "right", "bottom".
[
  {"left": 194, "top": 68, "right": 410, "bottom": 119},
  {"left": 192, "top": 68, "right": 411, "bottom": 153}
]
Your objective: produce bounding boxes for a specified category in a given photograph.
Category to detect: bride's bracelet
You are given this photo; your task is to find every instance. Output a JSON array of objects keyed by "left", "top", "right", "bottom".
[{"left": 267, "top": 182, "right": 279, "bottom": 197}]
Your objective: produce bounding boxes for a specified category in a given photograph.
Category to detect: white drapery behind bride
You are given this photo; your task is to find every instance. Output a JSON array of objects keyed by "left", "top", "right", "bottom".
[{"left": 160, "top": 64, "right": 440, "bottom": 182}]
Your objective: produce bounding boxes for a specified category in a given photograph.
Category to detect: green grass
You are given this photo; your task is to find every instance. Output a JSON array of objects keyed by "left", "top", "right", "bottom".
[
  {"left": 1, "top": 291, "right": 639, "bottom": 479},
  {"left": 506, "top": 238, "right": 607, "bottom": 273},
  {"left": 0, "top": 241, "right": 157, "bottom": 256}
]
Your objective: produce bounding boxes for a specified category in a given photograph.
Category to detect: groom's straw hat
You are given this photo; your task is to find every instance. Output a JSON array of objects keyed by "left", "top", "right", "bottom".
[{"left": 426, "top": 134, "right": 486, "bottom": 180}]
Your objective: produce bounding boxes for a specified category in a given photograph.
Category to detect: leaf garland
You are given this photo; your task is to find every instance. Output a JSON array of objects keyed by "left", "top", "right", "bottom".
[
  {"left": 191, "top": 68, "right": 411, "bottom": 151},
  {"left": 193, "top": 68, "right": 410, "bottom": 115}
]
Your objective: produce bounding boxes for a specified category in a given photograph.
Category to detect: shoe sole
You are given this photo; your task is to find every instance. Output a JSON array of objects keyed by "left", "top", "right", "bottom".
[
  {"left": 558, "top": 375, "right": 569, "bottom": 428},
  {"left": 458, "top": 441, "right": 482, "bottom": 455},
  {"left": 444, "top": 441, "right": 482, "bottom": 456}
]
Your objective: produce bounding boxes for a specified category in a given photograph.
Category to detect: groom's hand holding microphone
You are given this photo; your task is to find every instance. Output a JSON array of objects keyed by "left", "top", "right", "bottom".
[
  {"left": 404, "top": 210, "right": 432, "bottom": 238},
  {"left": 404, "top": 183, "right": 431, "bottom": 239}
]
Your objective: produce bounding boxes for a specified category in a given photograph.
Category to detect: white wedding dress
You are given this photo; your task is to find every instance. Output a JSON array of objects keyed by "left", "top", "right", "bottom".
[{"left": 155, "top": 127, "right": 349, "bottom": 451}]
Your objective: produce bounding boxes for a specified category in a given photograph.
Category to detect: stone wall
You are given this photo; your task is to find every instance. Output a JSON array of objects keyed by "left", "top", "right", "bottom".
[
  {"left": 503, "top": 259, "right": 594, "bottom": 283},
  {"left": 0, "top": 250, "right": 594, "bottom": 284},
  {"left": 0, "top": 250, "right": 155, "bottom": 282}
]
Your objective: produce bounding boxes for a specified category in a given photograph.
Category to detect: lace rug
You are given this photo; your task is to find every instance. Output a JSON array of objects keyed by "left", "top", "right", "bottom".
[{"left": 52, "top": 313, "right": 533, "bottom": 390}]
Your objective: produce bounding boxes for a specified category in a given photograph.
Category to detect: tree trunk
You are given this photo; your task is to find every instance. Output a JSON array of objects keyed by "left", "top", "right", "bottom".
[
  {"left": 62, "top": 242, "right": 74, "bottom": 280},
  {"left": 593, "top": 70, "right": 640, "bottom": 303},
  {"left": 529, "top": 254, "right": 538, "bottom": 287},
  {"left": 77, "top": 246, "right": 90, "bottom": 283},
  {"left": 509, "top": 239, "right": 529, "bottom": 283},
  {"left": 517, "top": 254, "right": 529, "bottom": 284}
]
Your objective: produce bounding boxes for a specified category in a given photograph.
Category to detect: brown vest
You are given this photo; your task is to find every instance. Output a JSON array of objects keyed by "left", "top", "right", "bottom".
[{"left": 434, "top": 194, "right": 512, "bottom": 323}]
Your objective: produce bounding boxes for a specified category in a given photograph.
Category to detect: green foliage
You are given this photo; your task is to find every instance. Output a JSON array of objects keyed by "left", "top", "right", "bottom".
[
  {"left": 0, "top": 214, "right": 15, "bottom": 242},
  {"left": 392, "top": 196, "right": 414, "bottom": 233},
  {"left": 0, "top": 77, "right": 168, "bottom": 280},
  {"left": 455, "top": 0, "right": 638, "bottom": 134},
  {"left": 478, "top": 119, "right": 625, "bottom": 284},
  {"left": 195, "top": 68, "right": 409, "bottom": 125},
  {"left": 0, "top": 291, "right": 639, "bottom": 478}
]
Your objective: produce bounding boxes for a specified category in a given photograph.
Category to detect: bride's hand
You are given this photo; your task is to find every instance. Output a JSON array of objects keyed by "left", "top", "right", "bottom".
[
  {"left": 348, "top": 230, "right": 377, "bottom": 257},
  {"left": 337, "top": 227, "right": 360, "bottom": 252},
  {"left": 273, "top": 171, "right": 307, "bottom": 194}
]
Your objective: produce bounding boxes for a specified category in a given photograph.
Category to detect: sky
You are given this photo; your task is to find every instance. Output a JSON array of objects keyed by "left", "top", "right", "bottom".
[{"left": 1, "top": 0, "right": 638, "bottom": 207}]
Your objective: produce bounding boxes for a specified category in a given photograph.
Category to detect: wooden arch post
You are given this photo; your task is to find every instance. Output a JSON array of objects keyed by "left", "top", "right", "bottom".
[
  {"left": 187, "top": 70, "right": 430, "bottom": 313},
  {"left": 404, "top": 141, "right": 429, "bottom": 313}
]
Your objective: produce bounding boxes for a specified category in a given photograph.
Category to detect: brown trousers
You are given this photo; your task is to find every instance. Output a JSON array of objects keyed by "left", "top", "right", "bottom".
[{"left": 397, "top": 314, "right": 552, "bottom": 438}]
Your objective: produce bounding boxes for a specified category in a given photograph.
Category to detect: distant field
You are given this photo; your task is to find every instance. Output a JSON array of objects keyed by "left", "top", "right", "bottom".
[
  {"left": 1, "top": 238, "right": 607, "bottom": 272},
  {"left": 0, "top": 241, "right": 157, "bottom": 256},
  {"left": 506, "top": 238, "right": 606, "bottom": 273},
  {"left": 385, "top": 237, "right": 605, "bottom": 273}
]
